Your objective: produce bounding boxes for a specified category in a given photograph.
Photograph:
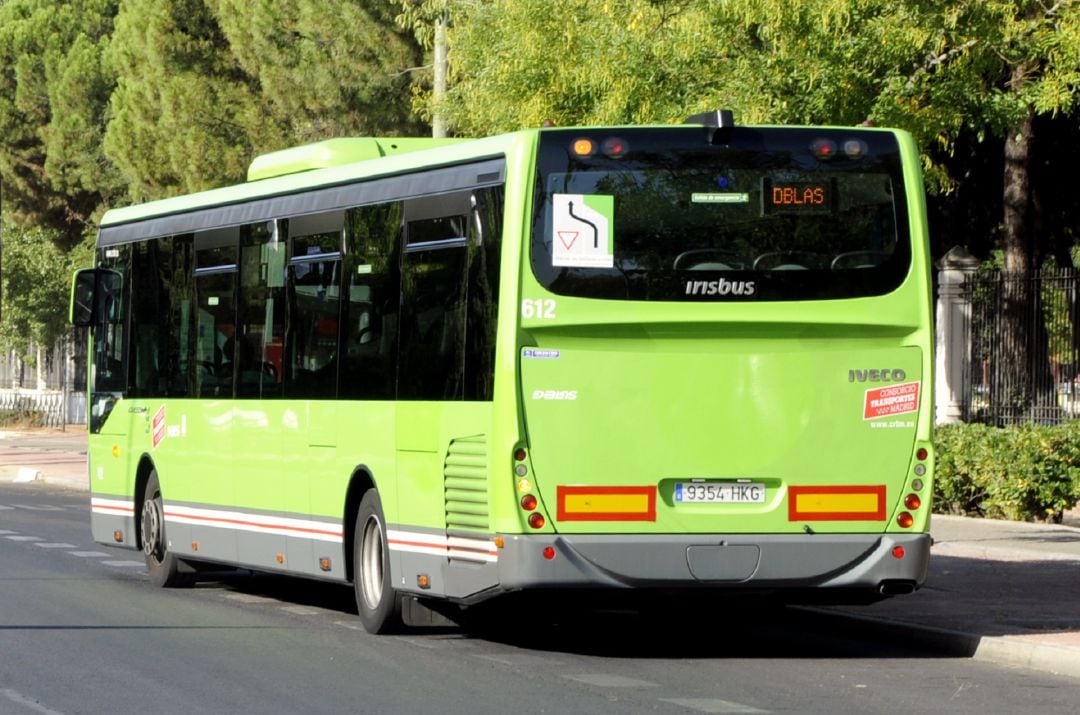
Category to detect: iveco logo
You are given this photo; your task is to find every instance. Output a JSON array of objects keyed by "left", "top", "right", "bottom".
[
  {"left": 685, "top": 279, "right": 756, "bottom": 297},
  {"left": 849, "top": 369, "right": 907, "bottom": 383}
]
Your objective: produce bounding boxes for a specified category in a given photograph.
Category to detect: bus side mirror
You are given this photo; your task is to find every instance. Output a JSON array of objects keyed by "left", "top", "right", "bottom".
[
  {"left": 70, "top": 268, "right": 122, "bottom": 327},
  {"left": 70, "top": 269, "right": 98, "bottom": 327}
]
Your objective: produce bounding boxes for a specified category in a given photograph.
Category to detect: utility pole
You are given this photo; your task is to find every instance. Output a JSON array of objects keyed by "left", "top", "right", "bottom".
[{"left": 432, "top": 10, "right": 448, "bottom": 138}]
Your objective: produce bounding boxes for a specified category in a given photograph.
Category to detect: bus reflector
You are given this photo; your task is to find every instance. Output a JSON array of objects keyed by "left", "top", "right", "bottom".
[
  {"left": 892, "top": 546, "right": 906, "bottom": 559},
  {"left": 542, "top": 546, "right": 556, "bottom": 560},
  {"left": 556, "top": 486, "right": 657, "bottom": 521},
  {"left": 113, "top": 531, "right": 123, "bottom": 543},
  {"left": 787, "top": 485, "right": 886, "bottom": 521}
]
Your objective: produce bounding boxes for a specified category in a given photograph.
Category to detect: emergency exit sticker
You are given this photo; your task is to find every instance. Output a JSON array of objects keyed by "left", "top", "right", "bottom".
[
  {"left": 863, "top": 382, "right": 920, "bottom": 420},
  {"left": 552, "top": 194, "right": 614, "bottom": 268}
]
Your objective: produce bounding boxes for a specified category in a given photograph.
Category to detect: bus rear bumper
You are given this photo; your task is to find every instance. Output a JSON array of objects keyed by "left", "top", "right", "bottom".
[{"left": 494, "top": 532, "right": 930, "bottom": 597}]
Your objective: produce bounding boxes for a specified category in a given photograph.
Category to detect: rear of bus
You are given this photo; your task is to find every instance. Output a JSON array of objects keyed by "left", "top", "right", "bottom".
[{"left": 501, "top": 117, "right": 932, "bottom": 601}]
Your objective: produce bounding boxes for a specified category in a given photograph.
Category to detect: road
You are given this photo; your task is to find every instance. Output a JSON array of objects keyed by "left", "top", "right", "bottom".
[{"left": 1, "top": 482, "right": 1077, "bottom": 715}]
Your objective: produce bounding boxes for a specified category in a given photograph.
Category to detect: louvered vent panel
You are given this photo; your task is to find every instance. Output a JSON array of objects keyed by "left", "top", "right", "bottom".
[{"left": 444, "top": 435, "right": 488, "bottom": 532}]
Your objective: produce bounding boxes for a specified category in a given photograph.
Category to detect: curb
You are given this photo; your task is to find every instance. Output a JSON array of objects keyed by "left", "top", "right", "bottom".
[{"left": 801, "top": 607, "right": 1080, "bottom": 680}]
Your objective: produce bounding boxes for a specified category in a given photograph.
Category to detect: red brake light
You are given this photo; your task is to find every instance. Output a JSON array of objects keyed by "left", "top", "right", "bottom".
[
  {"left": 916, "top": 448, "right": 928, "bottom": 461},
  {"left": 521, "top": 494, "right": 538, "bottom": 511},
  {"left": 897, "top": 512, "right": 914, "bottom": 528},
  {"left": 904, "top": 494, "right": 921, "bottom": 510},
  {"left": 528, "top": 513, "right": 545, "bottom": 529}
]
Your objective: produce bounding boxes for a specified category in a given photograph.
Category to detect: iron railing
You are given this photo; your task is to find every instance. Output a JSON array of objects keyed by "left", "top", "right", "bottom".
[{"left": 964, "top": 268, "right": 1080, "bottom": 425}]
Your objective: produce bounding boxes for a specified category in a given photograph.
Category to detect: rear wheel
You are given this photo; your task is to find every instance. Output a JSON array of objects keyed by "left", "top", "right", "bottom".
[
  {"left": 141, "top": 470, "right": 194, "bottom": 588},
  {"left": 354, "top": 490, "right": 402, "bottom": 634}
]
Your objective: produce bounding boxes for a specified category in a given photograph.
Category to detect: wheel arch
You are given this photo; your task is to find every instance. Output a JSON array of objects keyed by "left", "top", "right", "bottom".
[{"left": 343, "top": 465, "right": 377, "bottom": 583}]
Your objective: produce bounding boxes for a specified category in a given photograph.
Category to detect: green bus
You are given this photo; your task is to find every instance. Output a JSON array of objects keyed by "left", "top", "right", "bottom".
[{"left": 72, "top": 111, "right": 934, "bottom": 633}]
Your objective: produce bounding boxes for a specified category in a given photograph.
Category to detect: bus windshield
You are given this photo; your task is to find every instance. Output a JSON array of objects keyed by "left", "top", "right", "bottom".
[{"left": 531, "top": 127, "right": 910, "bottom": 301}]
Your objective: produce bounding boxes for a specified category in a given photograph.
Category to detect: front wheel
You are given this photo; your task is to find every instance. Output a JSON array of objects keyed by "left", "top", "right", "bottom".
[
  {"left": 353, "top": 490, "right": 402, "bottom": 634},
  {"left": 141, "top": 470, "right": 194, "bottom": 588}
]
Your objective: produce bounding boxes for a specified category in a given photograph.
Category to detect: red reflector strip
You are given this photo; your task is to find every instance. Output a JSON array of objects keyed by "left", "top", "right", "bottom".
[
  {"left": 557, "top": 486, "right": 657, "bottom": 522},
  {"left": 788, "top": 485, "right": 887, "bottom": 521}
]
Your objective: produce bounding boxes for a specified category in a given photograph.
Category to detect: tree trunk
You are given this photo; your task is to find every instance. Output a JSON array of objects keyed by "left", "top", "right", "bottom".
[
  {"left": 995, "top": 103, "right": 1058, "bottom": 423},
  {"left": 1002, "top": 109, "right": 1033, "bottom": 273}
]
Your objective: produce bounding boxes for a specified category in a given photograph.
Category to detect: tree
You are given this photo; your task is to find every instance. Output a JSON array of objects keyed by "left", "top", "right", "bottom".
[
  {"left": 0, "top": 0, "right": 121, "bottom": 248},
  {"left": 0, "top": 223, "right": 91, "bottom": 362},
  {"left": 105, "top": 0, "right": 424, "bottom": 201}
]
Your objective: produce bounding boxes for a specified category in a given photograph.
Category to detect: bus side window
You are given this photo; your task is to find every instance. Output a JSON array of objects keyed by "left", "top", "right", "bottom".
[
  {"left": 284, "top": 212, "right": 344, "bottom": 399},
  {"left": 341, "top": 203, "right": 402, "bottom": 400},
  {"left": 130, "top": 235, "right": 195, "bottom": 397},
  {"left": 464, "top": 186, "right": 503, "bottom": 401},
  {"left": 238, "top": 221, "right": 285, "bottom": 399},
  {"left": 193, "top": 228, "right": 239, "bottom": 398},
  {"left": 399, "top": 210, "right": 468, "bottom": 401}
]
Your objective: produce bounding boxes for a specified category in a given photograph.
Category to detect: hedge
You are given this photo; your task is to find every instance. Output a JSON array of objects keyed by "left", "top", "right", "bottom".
[{"left": 934, "top": 421, "right": 1080, "bottom": 522}]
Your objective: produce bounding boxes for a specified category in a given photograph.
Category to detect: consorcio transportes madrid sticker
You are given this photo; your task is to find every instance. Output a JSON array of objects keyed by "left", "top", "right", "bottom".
[{"left": 863, "top": 381, "right": 920, "bottom": 420}]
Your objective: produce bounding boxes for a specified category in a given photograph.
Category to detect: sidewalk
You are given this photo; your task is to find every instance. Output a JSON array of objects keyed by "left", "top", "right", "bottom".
[
  {"left": 0, "top": 427, "right": 88, "bottom": 490},
  {"left": 823, "top": 514, "right": 1080, "bottom": 678},
  {"left": 3, "top": 428, "right": 1080, "bottom": 678}
]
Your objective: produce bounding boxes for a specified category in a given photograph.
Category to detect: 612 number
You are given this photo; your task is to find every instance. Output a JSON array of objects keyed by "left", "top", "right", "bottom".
[{"left": 521, "top": 298, "right": 556, "bottom": 319}]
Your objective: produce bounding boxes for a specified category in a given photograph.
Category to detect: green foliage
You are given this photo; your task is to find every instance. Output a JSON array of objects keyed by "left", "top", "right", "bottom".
[
  {"left": 0, "top": 223, "right": 91, "bottom": 358},
  {"left": 0, "top": 0, "right": 122, "bottom": 246},
  {"left": 0, "top": 408, "right": 46, "bottom": 428},
  {"left": 105, "top": 0, "right": 422, "bottom": 201},
  {"left": 443, "top": 0, "right": 1080, "bottom": 197},
  {"left": 934, "top": 422, "right": 1080, "bottom": 522}
]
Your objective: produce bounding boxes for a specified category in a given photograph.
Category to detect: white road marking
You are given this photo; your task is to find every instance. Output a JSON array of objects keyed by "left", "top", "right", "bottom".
[
  {"left": 1, "top": 688, "right": 65, "bottom": 715},
  {"left": 33, "top": 543, "right": 77, "bottom": 549},
  {"left": 660, "top": 699, "right": 770, "bottom": 714},
  {"left": 4, "top": 535, "right": 43, "bottom": 542},
  {"left": 562, "top": 674, "right": 659, "bottom": 688},
  {"left": 68, "top": 551, "right": 110, "bottom": 558},
  {"left": 280, "top": 606, "right": 320, "bottom": 616},
  {"left": 102, "top": 561, "right": 144, "bottom": 568},
  {"left": 9, "top": 504, "right": 64, "bottom": 511}
]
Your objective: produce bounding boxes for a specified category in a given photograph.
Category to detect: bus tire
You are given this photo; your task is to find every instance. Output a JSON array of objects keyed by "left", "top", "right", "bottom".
[
  {"left": 141, "top": 470, "right": 194, "bottom": 588},
  {"left": 354, "top": 490, "right": 402, "bottom": 634}
]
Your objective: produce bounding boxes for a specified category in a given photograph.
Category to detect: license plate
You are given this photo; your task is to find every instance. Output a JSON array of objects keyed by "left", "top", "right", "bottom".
[{"left": 674, "top": 482, "right": 765, "bottom": 503}]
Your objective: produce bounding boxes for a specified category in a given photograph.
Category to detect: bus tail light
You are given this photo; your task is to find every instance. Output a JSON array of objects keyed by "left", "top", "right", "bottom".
[
  {"left": 897, "top": 512, "right": 914, "bottom": 528},
  {"left": 904, "top": 494, "right": 921, "bottom": 510},
  {"left": 528, "top": 513, "right": 545, "bottom": 529},
  {"left": 521, "top": 494, "right": 538, "bottom": 511}
]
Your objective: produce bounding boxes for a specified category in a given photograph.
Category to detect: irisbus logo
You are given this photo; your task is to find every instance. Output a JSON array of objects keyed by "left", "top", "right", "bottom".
[{"left": 684, "top": 279, "right": 756, "bottom": 297}]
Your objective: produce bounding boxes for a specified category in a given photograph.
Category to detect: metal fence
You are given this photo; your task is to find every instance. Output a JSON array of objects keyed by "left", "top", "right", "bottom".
[
  {"left": 964, "top": 268, "right": 1080, "bottom": 425},
  {"left": 0, "top": 335, "right": 87, "bottom": 426}
]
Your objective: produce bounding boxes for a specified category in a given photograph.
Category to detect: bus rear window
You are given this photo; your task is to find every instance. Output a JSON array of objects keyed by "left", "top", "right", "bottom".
[{"left": 530, "top": 127, "right": 911, "bottom": 301}]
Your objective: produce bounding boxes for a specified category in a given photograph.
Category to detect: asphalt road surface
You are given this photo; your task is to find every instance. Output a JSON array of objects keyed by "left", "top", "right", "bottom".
[{"left": 1, "top": 482, "right": 1076, "bottom": 715}]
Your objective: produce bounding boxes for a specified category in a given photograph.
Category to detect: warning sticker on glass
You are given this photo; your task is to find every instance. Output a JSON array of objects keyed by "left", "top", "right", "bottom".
[
  {"left": 863, "top": 382, "right": 920, "bottom": 420},
  {"left": 552, "top": 194, "right": 614, "bottom": 268}
]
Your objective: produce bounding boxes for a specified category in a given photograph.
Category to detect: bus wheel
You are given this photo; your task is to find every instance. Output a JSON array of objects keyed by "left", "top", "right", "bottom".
[
  {"left": 141, "top": 470, "right": 194, "bottom": 588},
  {"left": 354, "top": 490, "right": 402, "bottom": 634}
]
